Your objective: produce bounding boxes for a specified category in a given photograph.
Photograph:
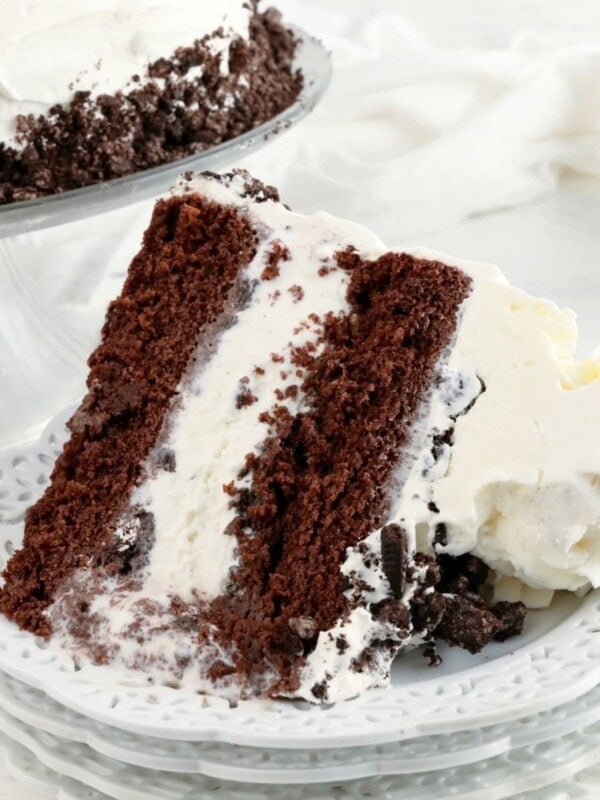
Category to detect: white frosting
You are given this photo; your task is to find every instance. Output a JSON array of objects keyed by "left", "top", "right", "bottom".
[
  {"left": 48, "top": 173, "right": 600, "bottom": 701},
  {"left": 0, "top": 0, "right": 251, "bottom": 142}
]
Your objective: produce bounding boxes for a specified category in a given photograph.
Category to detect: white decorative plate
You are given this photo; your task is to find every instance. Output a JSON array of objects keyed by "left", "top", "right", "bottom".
[
  {"left": 0, "top": 670, "right": 600, "bottom": 783},
  {"left": 1, "top": 711, "right": 600, "bottom": 800},
  {"left": 1, "top": 407, "right": 600, "bottom": 748}
]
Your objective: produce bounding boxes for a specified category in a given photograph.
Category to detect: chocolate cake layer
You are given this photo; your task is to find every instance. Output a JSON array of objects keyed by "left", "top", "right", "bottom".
[
  {"left": 0, "top": 8, "right": 301, "bottom": 205},
  {"left": 0, "top": 191, "right": 258, "bottom": 633}
]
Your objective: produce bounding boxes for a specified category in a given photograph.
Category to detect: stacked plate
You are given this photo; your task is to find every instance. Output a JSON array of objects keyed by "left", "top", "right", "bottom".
[{"left": 0, "top": 408, "right": 600, "bottom": 799}]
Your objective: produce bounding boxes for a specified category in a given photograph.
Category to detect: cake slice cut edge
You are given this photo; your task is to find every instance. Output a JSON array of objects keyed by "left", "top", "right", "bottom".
[{"left": 1, "top": 169, "right": 598, "bottom": 704}]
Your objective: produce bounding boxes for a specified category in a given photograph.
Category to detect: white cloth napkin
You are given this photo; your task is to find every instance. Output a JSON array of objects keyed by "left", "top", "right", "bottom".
[{"left": 245, "top": 0, "right": 600, "bottom": 243}]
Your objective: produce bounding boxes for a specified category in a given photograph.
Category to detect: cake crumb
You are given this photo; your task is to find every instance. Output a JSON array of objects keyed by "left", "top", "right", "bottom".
[
  {"left": 288, "top": 284, "right": 304, "bottom": 302},
  {"left": 261, "top": 241, "right": 291, "bottom": 281},
  {"left": 236, "top": 377, "right": 257, "bottom": 409}
]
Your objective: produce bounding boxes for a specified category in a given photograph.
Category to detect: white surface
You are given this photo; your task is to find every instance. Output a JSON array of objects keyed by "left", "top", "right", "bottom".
[
  {"left": 0, "top": 0, "right": 250, "bottom": 141},
  {"left": 2, "top": 0, "right": 600, "bottom": 795},
  {"left": 5, "top": 743, "right": 594, "bottom": 800},
  {"left": 248, "top": 0, "right": 600, "bottom": 244}
]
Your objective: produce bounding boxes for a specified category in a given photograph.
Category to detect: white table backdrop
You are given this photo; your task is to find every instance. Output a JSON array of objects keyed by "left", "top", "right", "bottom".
[{"left": 3, "top": 0, "right": 600, "bottom": 796}]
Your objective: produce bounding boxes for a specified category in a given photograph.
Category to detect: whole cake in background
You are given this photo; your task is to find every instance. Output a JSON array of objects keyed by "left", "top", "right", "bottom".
[
  {"left": 0, "top": 1, "right": 301, "bottom": 205},
  {"left": 1, "top": 170, "right": 599, "bottom": 703}
]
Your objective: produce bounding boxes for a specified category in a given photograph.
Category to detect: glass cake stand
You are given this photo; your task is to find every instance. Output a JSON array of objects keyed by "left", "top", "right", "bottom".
[{"left": 0, "top": 27, "right": 331, "bottom": 451}]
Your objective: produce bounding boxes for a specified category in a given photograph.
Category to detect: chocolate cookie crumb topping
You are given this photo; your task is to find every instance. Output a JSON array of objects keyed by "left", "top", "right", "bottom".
[
  {"left": 0, "top": 11, "right": 301, "bottom": 206},
  {"left": 381, "top": 524, "right": 408, "bottom": 599}
]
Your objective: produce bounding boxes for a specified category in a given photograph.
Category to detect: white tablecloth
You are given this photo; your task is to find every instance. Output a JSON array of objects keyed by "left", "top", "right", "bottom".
[{"left": 3, "top": 0, "right": 600, "bottom": 796}]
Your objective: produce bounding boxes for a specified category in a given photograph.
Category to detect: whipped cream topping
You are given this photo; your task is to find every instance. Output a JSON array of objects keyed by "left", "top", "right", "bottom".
[
  {"left": 0, "top": 0, "right": 251, "bottom": 142},
  {"left": 391, "top": 249, "right": 600, "bottom": 601}
]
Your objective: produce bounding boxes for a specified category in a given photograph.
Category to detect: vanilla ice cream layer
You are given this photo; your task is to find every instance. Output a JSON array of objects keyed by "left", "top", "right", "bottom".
[{"left": 0, "top": 0, "right": 251, "bottom": 142}]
